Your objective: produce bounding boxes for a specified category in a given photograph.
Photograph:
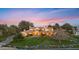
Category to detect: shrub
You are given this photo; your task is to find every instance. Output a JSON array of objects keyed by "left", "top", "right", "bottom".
[{"left": 13, "top": 33, "right": 24, "bottom": 40}]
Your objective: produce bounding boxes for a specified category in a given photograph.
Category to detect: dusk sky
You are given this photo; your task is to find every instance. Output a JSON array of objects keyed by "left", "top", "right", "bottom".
[{"left": 0, "top": 8, "right": 79, "bottom": 27}]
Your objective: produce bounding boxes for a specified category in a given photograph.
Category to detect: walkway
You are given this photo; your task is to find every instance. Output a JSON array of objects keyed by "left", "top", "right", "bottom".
[{"left": 0, "top": 35, "right": 14, "bottom": 46}]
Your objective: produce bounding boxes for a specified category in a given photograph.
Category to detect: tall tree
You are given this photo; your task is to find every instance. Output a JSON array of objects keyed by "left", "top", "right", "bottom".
[
  {"left": 61, "top": 23, "right": 73, "bottom": 34},
  {"left": 0, "top": 24, "right": 9, "bottom": 36},
  {"left": 53, "top": 23, "right": 60, "bottom": 29},
  {"left": 18, "top": 20, "right": 34, "bottom": 31},
  {"left": 8, "top": 25, "right": 19, "bottom": 35},
  {"left": 29, "top": 22, "right": 34, "bottom": 27},
  {"left": 48, "top": 24, "right": 52, "bottom": 27}
]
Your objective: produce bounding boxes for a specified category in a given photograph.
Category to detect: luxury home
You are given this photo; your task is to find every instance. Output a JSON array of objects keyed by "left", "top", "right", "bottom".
[{"left": 21, "top": 26, "right": 55, "bottom": 37}]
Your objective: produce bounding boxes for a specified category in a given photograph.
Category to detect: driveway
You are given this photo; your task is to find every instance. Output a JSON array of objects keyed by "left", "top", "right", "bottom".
[{"left": 0, "top": 35, "right": 17, "bottom": 49}]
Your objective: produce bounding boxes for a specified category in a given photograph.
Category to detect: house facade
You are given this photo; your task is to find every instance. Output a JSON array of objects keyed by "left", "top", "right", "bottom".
[{"left": 21, "top": 27, "right": 55, "bottom": 37}]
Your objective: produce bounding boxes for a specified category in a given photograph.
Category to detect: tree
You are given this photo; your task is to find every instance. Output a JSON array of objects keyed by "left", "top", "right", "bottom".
[
  {"left": 53, "top": 29, "right": 70, "bottom": 40},
  {"left": 29, "top": 23, "right": 34, "bottom": 27},
  {"left": 0, "top": 24, "right": 9, "bottom": 36},
  {"left": 0, "top": 24, "right": 8, "bottom": 30},
  {"left": 8, "top": 25, "right": 19, "bottom": 35},
  {"left": 53, "top": 23, "right": 60, "bottom": 29},
  {"left": 74, "top": 26, "right": 77, "bottom": 31},
  {"left": 18, "top": 20, "right": 34, "bottom": 31},
  {"left": 48, "top": 24, "right": 52, "bottom": 27},
  {"left": 53, "top": 28, "right": 70, "bottom": 45},
  {"left": 55, "top": 23, "right": 60, "bottom": 27},
  {"left": 61, "top": 23, "right": 73, "bottom": 34}
]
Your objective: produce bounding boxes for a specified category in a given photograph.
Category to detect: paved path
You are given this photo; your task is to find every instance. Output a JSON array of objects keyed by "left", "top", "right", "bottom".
[
  {"left": 0, "top": 35, "right": 17, "bottom": 50},
  {"left": 0, "top": 35, "right": 15, "bottom": 47}
]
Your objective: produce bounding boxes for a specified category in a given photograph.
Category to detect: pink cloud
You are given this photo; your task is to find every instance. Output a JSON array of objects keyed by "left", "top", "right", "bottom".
[
  {"left": 0, "top": 19, "right": 21, "bottom": 25},
  {"left": 29, "top": 17, "right": 64, "bottom": 24},
  {"left": 0, "top": 16, "right": 79, "bottom": 26}
]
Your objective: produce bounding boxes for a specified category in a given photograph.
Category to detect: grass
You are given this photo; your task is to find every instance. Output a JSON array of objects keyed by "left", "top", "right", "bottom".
[
  {"left": 73, "top": 45, "right": 79, "bottom": 48},
  {"left": 0, "top": 35, "right": 6, "bottom": 42},
  {"left": 10, "top": 36, "right": 52, "bottom": 47},
  {"left": 8, "top": 36, "right": 79, "bottom": 49}
]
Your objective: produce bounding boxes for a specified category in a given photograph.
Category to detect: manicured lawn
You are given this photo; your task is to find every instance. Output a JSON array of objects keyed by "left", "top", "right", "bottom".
[
  {"left": 9, "top": 36, "right": 79, "bottom": 49},
  {"left": 0, "top": 36, "right": 6, "bottom": 42},
  {"left": 10, "top": 36, "right": 53, "bottom": 47}
]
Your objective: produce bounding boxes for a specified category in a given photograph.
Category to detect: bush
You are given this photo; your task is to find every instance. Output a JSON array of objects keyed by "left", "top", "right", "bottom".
[
  {"left": 0, "top": 35, "right": 6, "bottom": 42},
  {"left": 13, "top": 33, "right": 24, "bottom": 40}
]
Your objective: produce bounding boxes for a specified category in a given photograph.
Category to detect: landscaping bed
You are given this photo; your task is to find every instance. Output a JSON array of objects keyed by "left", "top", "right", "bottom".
[{"left": 7, "top": 35, "right": 79, "bottom": 49}]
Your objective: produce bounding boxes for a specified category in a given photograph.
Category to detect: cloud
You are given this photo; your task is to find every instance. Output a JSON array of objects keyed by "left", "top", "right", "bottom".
[
  {"left": 0, "top": 16, "right": 79, "bottom": 26},
  {"left": 0, "top": 8, "right": 79, "bottom": 26}
]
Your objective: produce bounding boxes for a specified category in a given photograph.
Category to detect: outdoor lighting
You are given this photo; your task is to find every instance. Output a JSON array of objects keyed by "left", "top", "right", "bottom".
[{"left": 21, "top": 27, "right": 54, "bottom": 37}]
